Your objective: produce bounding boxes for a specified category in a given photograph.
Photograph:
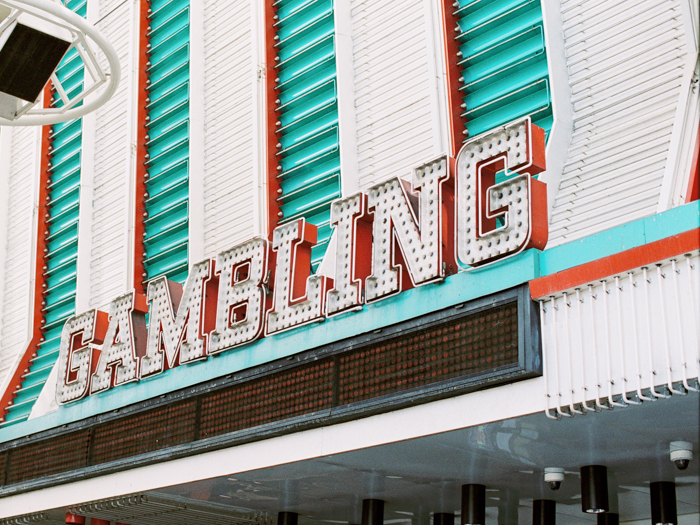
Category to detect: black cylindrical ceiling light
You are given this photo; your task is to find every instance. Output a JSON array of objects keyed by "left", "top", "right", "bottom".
[
  {"left": 461, "top": 484, "right": 486, "bottom": 525},
  {"left": 533, "top": 500, "right": 556, "bottom": 525},
  {"left": 650, "top": 482, "right": 677, "bottom": 525},
  {"left": 362, "top": 499, "right": 384, "bottom": 525},
  {"left": 433, "top": 513, "right": 455, "bottom": 525},
  {"left": 278, "top": 512, "right": 299, "bottom": 525},
  {"left": 580, "top": 465, "right": 609, "bottom": 514},
  {"left": 597, "top": 513, "right": 619, "bottom": 525}
]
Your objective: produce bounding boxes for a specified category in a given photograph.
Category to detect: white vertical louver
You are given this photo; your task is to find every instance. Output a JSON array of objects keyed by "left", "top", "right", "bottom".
[
  {"left": 351, "top": 0, "right": 436, "bottom": 189},
  {"left": 539, "top": 254, "right": 700, "bottom": 418},
  {"left": 90, "top": 1, "right": 131, "bottom": 308},
  {"left": 548, "top": 0, "right": 688, "bottom": 246},
  {"left": 0, "top": 127, "right": 36, "bottom": 388},
  {"left": 202, "top": 0, "right": 256, "bottom": 257}
]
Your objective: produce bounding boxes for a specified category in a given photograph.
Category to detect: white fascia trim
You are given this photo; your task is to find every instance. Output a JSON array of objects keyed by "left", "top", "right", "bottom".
[
  {"left": 188, "top": 0, "right": 205, "bottom": 264},
  {"left": 683, "top": 0, "right": 699, "bottom": 50},
  {"left": 0, "top": 376, "right": 545, "bottom": 518},
  {"left": 317, "top": 0, "right": 360, "bottom": 277},
  {"left": 334, "top": 0, "right": 359, "bottom": 197},
  {"left": 74, "top": 0, "right": 99, "bottom": 313},
  {"left": 540, "top": 0, "right": 574, "bottom": 218},
  {"left": 124, "top": 0, "right": 141, "bottom": 294},
  {"left": 253, "top": 0, "right": 265, "bottom": 236},
  {"left": 76, "top": 114, "right": 95, "bottom": 311},
  {"left": 657, "top": 0, "right": 699, "bottom": 212},
  {"left": 422, "top": 0, "right": 448, "bottom": 157}
]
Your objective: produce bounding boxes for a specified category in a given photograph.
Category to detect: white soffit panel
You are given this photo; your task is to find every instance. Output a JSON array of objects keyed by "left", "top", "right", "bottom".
[
  {"left": 548, "top": 0, "right": 688, "bottom": 247},
  {"left": 203, "top": 0, "right": 256, "bottom": 257}
]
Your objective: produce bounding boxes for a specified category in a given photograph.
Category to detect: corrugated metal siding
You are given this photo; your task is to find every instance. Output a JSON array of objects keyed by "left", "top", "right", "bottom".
[
  {"left": 2, "top": 0, "right": 87, "bottom": 427},
  {"left": 352, "top": 0, "right": 435, "bottom": 190},
  {"left": 144, "top": 0, "right": 190, "bottom": 284},
  {"left": 90, "top": 1, "right": 132, "bottom": 308},
  {"left": 453, "top": 0, "right": 553, "bottom": 141},
  {"left": 273, "top": 0, "right": 342, "bottom": 269},
  {"left": 202, "top": 0, "right": 255, "bottom": 257},
  {"left": 548, "top": 0, "right": 688, "bottom": 246},
  {"left": 0, "top": 128, "right": 36, "bottom": 392}
]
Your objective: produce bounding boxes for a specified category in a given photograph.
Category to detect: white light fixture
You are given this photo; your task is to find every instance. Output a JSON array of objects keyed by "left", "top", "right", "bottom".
[
  {"left": 0, "top": 8, "right": 71, "bottom": 119},
  {"left": 0, "top": 0, "right": 121, "bottom": 126}
]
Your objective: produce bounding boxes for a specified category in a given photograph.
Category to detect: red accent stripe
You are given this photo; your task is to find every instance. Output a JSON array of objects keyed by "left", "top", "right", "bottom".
[
  {"left": 0, "top": 87, "right": 53, "bottom": 421},
  {"left": 440, "top": 0, "right": 469, "bottom": 157},
  {"left": 686, "top": 122, "right": 700, "bottom": 203},
  {"left": 530, "top": 228, "right": 700, "bottom": 299},
  {"left": 264, "top": 2, "right": 282, "bottom": 238},
  {"left": 65, "top": 513, "right": 86, "bottom": 524},
  {"left": 132, "top": 0, "right": 150, "bottom": 293}
]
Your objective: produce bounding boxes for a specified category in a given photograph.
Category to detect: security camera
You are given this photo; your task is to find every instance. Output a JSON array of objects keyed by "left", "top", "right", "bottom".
[
  {"left": 670, "top": 441, "right": 693, "bottom": 470},
  {"left": 544, "top": 467, "right": 565, "bottom": 490}
]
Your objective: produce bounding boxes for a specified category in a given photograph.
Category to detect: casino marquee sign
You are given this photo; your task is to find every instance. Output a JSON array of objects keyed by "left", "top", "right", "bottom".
[{"left": 56, "top": 118, "right": 548, "bottom": 405}]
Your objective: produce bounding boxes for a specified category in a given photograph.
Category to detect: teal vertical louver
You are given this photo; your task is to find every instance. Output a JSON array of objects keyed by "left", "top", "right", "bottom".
[
  {"left": 143, "top": 0, "right": 190, "bottom": 284},
  {"left": 273, "top": 0, "right": 341, "bottom": 269},
  {"left": 454, "top": 0, "right": 553, "bottom": 141},
  {"left": 1, "top": 0, "right": 85, "bottom": 428}
]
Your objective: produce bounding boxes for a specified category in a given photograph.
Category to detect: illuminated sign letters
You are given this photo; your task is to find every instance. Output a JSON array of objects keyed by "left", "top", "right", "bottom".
[
  {"left": 456, "top": 118, "right": 548, "bottom": 266},
  {"left": 56, "top": 117, "right": 547, "bottom": 404}
]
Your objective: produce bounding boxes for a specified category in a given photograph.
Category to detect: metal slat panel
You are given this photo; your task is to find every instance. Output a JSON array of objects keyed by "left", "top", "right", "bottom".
[
  {"left": 566, "top": 19, "right": 682, "bottom": 75},
  {"left": 273, "top": 0, "right": 340, "bottom": 269},
  {"left": 453, "top": 0, "right": 553, "bottom": 141},
  {"left": 144, "top": 0, "right": 190, "bottom": 283},
  {"left": 0, "top": 134, "right": 34, "bottom": 391},
  {"left": 571, "top": 78, "right": 683, "bottom": 129},
  {"left": 566, "top": 109, "right": 675, "bottom": 160},
  {"left": 562, "top": 123, "right": 675, "bottom": 181},
  {"left": 552, "top": 165, "right": 667, "bottom": 219},
  {"left": 548, "top": 0, "right": 687, "bottom": 247},
  {"left": 1, "top": 2, "right": 86, "bottom": 427},
  {"left": 352, "top": 0, "right": 435, "bottom": 190},
  {"left": 550, "top": 192, "right": 661, "bottom": 241}
]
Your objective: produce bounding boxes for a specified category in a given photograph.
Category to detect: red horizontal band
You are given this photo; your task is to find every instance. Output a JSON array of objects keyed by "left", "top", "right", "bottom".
[{"left": 530, "top": 228, "right": 700, "bottom": 299}]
